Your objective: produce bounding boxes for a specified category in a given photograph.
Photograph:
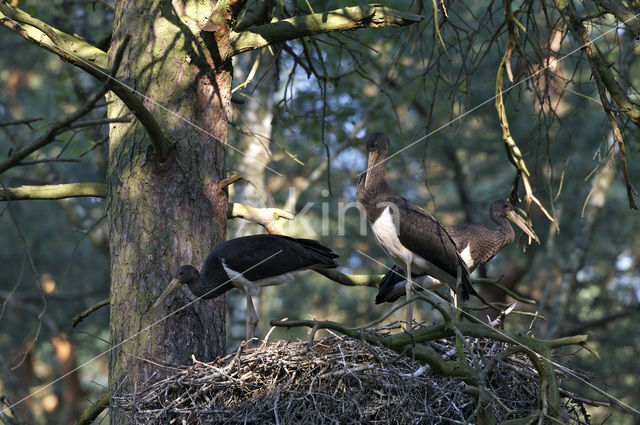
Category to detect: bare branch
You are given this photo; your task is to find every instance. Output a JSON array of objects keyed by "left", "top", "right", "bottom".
[
  {"left": 0, "top": 117, "right": 43, "bottom": 128},
  {"left": 227, "top": 202, "right": 293, "bottom": 233},
  {"left": 313, "top": 268, "right": 381, "bottom": 288},
  {"left": 230, "top": 4, "right": 423, "bottom": 58},
  {"left": 0, "top": 5, "right": 171, "bottom": 161},
  {"left": 0, "top": 183, "right": 107, "bottom": 200},
  {"left": 553, "top": 0, "right": 640, "bottom": 127},
  {"left": 0, "top": 86, "right": 111, "bottom": 175},
  {"left": 72, "top": 298, "right": 110, "bottom": 327}
]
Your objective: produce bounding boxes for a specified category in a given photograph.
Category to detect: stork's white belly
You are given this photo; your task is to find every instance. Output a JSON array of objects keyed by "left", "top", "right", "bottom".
[
  {"left": 222, "top": 259, "right": 294, "bottom": 295},
  {"left": 371, "top": 206, "right": 457, "bottom": 285},
  {"left": 371, "top": 206, "right": 431, "bottom": 273}
]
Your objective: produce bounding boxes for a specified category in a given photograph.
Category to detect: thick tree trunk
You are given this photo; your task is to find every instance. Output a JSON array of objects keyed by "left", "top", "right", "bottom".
[{"left": 106, "top": 1, "right": 235, "bottom": 422}]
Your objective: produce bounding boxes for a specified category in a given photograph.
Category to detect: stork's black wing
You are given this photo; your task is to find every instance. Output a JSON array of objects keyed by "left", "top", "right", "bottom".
[
  {"left": 393, "top": 197, "right": 476, "bottom": 299},
  {"left": 204, "top": 234, "right": 338, "bottom": 285}
]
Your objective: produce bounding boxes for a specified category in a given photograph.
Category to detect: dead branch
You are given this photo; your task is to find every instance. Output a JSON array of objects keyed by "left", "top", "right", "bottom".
[
  {"left": 72, "top": 298, "right": 110, "bottom": 327},
  {"left": 0, "top": 117, "right": 43, "bottom": 128},
  {"left": 0, "top": 183, "right": 107, "bottom": 200}
]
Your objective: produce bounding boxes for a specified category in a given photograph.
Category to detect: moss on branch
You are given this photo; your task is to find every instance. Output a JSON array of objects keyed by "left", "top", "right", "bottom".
[
  {"left": 230, "top": 4, "right": 422, "bottom": 58},
  {"left": 0, "top": 4, "right": 171, "bottom": 161},
  {"left": 271, "top": 313, "right": 590, "bottom": 422}
]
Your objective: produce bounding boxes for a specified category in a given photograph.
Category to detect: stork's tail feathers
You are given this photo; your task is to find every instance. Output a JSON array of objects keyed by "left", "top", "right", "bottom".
[
  {"left": 375, "top": 265, "right": 406, "bottom": 304},
  {"left": 294, "top": 237, "right": 339, "bottom": 269}
]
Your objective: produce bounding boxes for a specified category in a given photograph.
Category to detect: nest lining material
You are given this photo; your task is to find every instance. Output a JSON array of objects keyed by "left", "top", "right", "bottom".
[{"left": 113, "top": 334, "right": 589, "bottom": 424}]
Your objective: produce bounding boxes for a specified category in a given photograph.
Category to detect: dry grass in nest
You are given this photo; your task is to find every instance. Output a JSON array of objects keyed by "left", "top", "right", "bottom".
[{"left": 113, "top": 332, "right": 590, "bottom": 424}]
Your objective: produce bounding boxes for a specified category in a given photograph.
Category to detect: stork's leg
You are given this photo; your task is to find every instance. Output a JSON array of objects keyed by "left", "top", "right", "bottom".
[
  {"left": 451, "top": 264, "right": 461, "bottom": 321},
  {"left": 405, "top": 261, "right": 413, "bottom": 332},
  {"left": 244, "top": 290, "right": 259, "bottom": 344}
]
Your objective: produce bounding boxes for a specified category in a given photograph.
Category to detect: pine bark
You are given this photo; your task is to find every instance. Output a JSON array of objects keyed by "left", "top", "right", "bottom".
[{"left": 106, "top": 1, "right": 235, "bottom": 422}]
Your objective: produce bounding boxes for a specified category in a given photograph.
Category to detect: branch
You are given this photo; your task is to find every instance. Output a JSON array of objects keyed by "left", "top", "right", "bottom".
[
  {"left": 0, "top": 85, "right": 111, "bottom": 175},
  {"left": 590, "top": 0, "right": 640, "bottom": 32},
  {"left": 230, "top": 4, "right": 423, "bottom": 58},
  {"left": 313, "top": 268, "right": 381, "bottom": 288},
  {"left": 0, "top": 117, "right": 43, "bottom": 128},
  {"left": 0, "top": 183, "right": 107, "bottom": 200},
  {"left": 227, "top": 202, "right": 294, "bottom": 233},
  {"left": 561, "top": 304, "right": 640, "bottom": 337},
  {"left": 270, "top": 316, "right": 590, "bottom": 419},
  {"left": 72, "top": 298, "right": 110, "bottom": 327},
  {"left": 553, "top": 0, "right": 640, "bottom": 127},
  {"left": 72, "top": 391, "right": 110, "bottom": 425},
  {"left": 0, "top": 5, "right": 171, "bottom": 161}
]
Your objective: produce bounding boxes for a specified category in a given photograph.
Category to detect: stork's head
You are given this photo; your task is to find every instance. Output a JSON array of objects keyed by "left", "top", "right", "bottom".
[
  {"left": 491, "top": 200, "right": 538, "bottom": 243},
  {"left": 152, "top": 265, "right": 199, "bottom": 309},
  {"left": 364, "top": 133, "right": 390, "bottom": 188}
]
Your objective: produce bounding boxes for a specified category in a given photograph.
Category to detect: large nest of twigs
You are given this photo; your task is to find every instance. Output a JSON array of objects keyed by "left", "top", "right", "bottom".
[{"left": 113, "top": 334, "right": 589, "bottom": 424}]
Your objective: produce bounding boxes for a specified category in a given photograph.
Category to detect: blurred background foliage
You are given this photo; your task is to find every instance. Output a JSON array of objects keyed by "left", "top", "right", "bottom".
[{"left": 1, "top": 0, "right": 639, "bottom": 423}]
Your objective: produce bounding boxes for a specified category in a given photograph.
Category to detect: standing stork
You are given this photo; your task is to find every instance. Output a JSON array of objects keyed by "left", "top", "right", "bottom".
[
  {"left": 152, "top": 234, "right": 339, "bottom": 341},
  {"left": 356, "top": 132, "right": 476, "bottom": 330},
  {"left": 376, "top": 199, "right": 537, "bottom": 304}
]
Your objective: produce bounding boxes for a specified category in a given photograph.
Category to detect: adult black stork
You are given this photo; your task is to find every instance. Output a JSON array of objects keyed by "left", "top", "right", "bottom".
[
  {"left": 376, "top": 199, "right": 537, "bottom": 304},
  {"left": 152, "top": 234, "right": 339, "bottom": 341},
  {"left": 356, "top": 132, "right": 476, "bottom": 330}
]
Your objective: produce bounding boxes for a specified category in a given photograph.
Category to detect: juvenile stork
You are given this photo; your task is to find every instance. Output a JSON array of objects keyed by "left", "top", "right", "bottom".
[
  {"left": 376, "top": 199, "right": 537, "bottom": 304},
  {"left": 356, "top": 132, "right": 476, "bottom": 330},
  {"left": 153, "top": 234, "right": 339, "bottom": 341}
]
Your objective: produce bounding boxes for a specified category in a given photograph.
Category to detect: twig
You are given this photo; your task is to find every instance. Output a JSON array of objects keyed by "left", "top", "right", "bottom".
[
  {"left": 72, "top": 298, "right": 110, "bottom": 327},
  {"left": 0, "top": 117, "right": 43, "bottom": 128}
]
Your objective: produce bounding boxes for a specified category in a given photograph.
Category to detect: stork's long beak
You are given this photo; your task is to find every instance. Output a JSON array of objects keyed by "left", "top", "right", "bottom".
[
  {"left": 506, "top": 210, "right": 539, "bottom": 243},
  {"left": 364, "top": 151, "right": 379, "bottom": 189},
  {"left": 152, "top": 278, "right": 181, "bottom": 309}
]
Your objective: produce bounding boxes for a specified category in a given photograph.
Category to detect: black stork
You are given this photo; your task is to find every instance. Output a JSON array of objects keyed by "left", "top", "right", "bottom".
[
  {"left": 356, "top": 132, "right": 476, "bottom": 330},
  {"left": 152, "top": 234, "right": 339, "bottom": 341},
  {"left": 376, "top": 199, "right": 537, "bottom": 304}
]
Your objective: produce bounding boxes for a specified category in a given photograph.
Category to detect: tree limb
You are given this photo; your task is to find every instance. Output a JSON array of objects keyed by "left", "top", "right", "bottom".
[
  {"left": 0, "top": 183, "right": 107, "bottom": 200},
  {"left": 561, "top": 304, "right": 640, "bottom": 337},
  {"left": 0, "top": 117, "right": 43, "bottom": 128},
  {"left": 0, "top": 5, "right": 171, "bottom": 161},
  {"left": 313, "top": 268, "right": 381, "bottom": 288},
  {"left": 0, "top": 184, "right": 298, "bottom": 235},
  {"left": 553, "top": 0, "right": 640, "bottom": 128},
  {"left": 72, "top": 391, "right": 110, "bottom": 425},
  {"left": 72, "top": 298, "right": 110, "bottom": 327},
  {"left": 230, "top": 4, "right": 423, "bottom": 58},
  {"left": 0, "top": 85, "right": 111, "bottom": 175}
]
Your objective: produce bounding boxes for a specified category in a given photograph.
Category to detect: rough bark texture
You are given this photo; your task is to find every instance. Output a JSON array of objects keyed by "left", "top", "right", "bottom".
[{"left": 106, "top": 1, "right": 233, "bottom": 422}]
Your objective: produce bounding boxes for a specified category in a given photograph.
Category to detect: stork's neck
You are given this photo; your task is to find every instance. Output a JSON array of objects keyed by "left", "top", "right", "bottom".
[
  {"left": 185, "top": 271, "right": 209, "bottom": 298},
  {"left": 357, "top": 157, "right": 391, "bottom": 199},
  {"left": 490, "top": 212, "right": 515, "bottom": 245}
]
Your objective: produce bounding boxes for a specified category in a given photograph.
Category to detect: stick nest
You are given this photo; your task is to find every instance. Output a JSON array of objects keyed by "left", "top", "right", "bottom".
[{"left": 113, "top": 334, "right": 589, "bottom": 424}]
